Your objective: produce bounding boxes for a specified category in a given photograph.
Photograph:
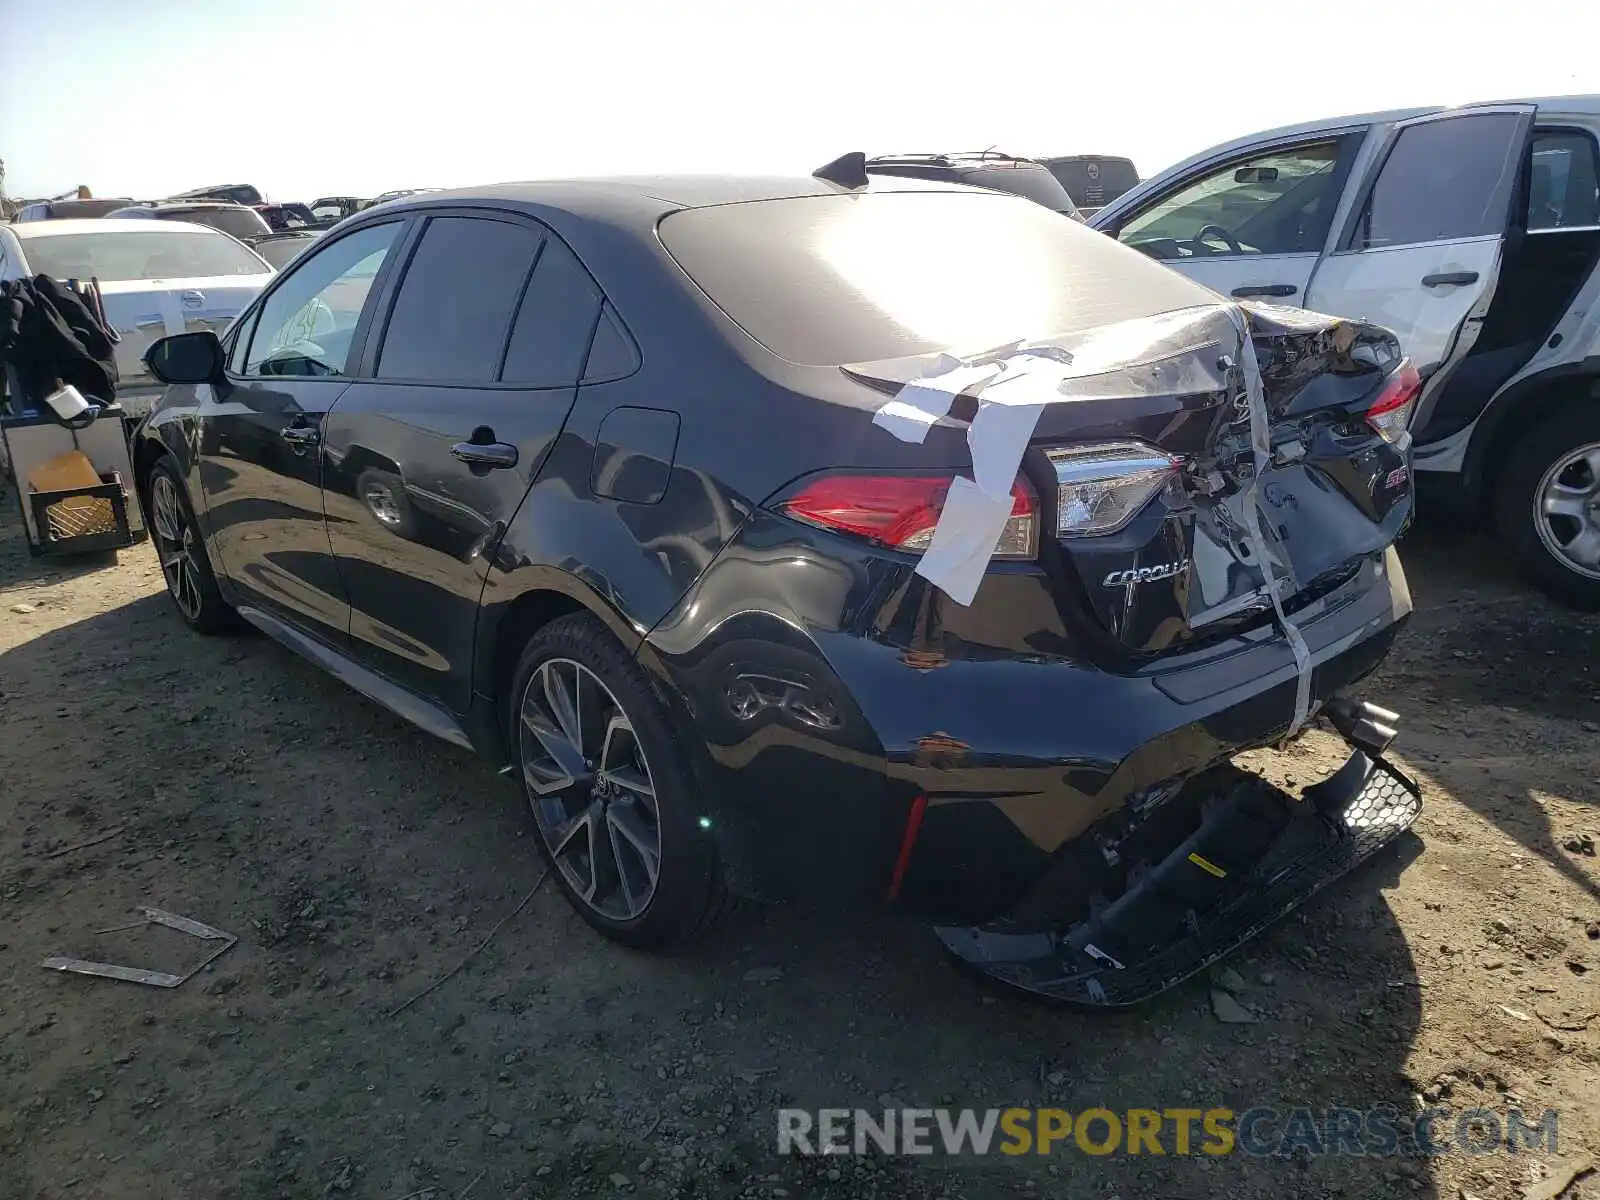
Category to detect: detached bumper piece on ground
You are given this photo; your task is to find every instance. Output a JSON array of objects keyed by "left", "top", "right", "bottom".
[{"left": 937, "top": 702, "right": 1422, "bottom": 1007}]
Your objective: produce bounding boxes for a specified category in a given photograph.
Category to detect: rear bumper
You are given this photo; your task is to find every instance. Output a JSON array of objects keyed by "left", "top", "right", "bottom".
[
  {"left": 644, "top": 524, "right": 1413, "bottom": 925},
  {"left": 937, "top": 748, "right": 1422, "bottom": 1006}
]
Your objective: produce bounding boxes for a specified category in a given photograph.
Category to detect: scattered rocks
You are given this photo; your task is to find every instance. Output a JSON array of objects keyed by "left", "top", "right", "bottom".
[
  {"left": 1210, "top": 989, "right": 1257, "bottom": 1024},
  {"left": 1562, "top": 833, "right": 1596, "bottom": 857},
  {"left": 1522, "top": 1155, "right": 1596, "bottom": 1200},
  {"left": 487, "top": 1121, "right": 512, "bottom": 1139},
  {"left": 1212, "top": 965, "right": 1248, "bottom": 994},
  {"left": 742, "top": 967, "right": 784, "bottom": 985}
]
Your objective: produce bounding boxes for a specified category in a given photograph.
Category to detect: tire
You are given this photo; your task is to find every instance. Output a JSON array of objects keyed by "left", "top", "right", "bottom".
[
  {"left": 355, "top": 467, "right": 418, "bottom": 540},
  {"left": 146, "top": 457, "right": 240, "bottom": 634},
  {"left": 508, "top": 612, "right": 729, "bottom": 950},
  {"left": 1494, "top": 407, "right": 1600, "bottom": 611}
]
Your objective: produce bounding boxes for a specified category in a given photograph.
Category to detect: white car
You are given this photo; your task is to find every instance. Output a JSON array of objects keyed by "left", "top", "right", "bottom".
[
  {"left": 0, "top": 218, "right": 273, "bottom": 418},
  {"left": 1091, "top": 97, "right": 1600, "bottom": 608}
]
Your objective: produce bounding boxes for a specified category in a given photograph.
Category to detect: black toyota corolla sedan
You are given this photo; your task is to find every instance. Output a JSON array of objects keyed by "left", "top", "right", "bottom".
[{"left": 133, "top": 168, "right": 1423, "bottom": 1004}]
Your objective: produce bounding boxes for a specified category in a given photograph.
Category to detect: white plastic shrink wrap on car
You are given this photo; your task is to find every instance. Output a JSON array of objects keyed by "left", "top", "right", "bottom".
[{"left": 871, "top": 301, "right": 1316, "bottom": 735}]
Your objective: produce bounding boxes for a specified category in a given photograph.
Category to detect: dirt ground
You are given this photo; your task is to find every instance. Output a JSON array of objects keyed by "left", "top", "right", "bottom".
[{"left": 1, "top": 496, "right": 1596, "bottom": 1200}]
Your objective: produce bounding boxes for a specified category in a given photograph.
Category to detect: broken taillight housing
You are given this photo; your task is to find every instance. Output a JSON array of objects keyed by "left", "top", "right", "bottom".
[
  {"left": 773, "top": 472, "right": 1038, "bottom": 559},
  {"left": 1046, "top": 441, "right": 1181, "bottom": 537},
  {"left": 1366, "top": 360, "right": 1421, "bottom": 445}
]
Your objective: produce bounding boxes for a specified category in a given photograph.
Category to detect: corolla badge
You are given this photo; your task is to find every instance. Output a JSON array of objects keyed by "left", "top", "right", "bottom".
[{"left": 1102, "top": 559, "right": 1191, "bottom": 588}]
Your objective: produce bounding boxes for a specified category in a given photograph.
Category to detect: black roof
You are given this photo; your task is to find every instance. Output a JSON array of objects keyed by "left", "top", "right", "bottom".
[{"left": 361, "top": 174, "right": 980, "bottom": 231}]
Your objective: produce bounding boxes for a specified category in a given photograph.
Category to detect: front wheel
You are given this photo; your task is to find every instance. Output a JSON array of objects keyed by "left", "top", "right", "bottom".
[
  {"left": 147, "top": 458, "right": 240, "bottom": 633},
  {"left": 508, "top": 613, "right": 728, "bottom": 950},
  {"left": 1495, "top": 407, "right": 1600, "bottom": 610}
]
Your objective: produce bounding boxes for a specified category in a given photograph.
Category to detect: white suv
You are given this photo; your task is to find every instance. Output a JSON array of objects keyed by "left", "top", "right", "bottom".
[{"left": 1091, "top": 98, "right": 1600, "bottom": 608}]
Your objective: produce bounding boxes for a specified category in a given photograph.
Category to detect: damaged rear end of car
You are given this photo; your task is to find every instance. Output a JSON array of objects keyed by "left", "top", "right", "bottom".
[{"left": 646, "top": 184, "right": 1423, "bottom": 1005}]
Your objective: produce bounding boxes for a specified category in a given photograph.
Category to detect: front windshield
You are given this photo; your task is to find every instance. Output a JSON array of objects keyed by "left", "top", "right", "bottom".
[{"left": 19, "top": 228, "right": 272, "bottom": 281}]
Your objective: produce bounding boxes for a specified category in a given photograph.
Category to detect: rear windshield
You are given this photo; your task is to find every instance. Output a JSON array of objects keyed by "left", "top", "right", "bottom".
[
  {"left": 18, "top": 229, "right": 272, "bottom": 282},
  {"left": 960, "top": 165, "right": 1080, "bottom": 215},
  {"left": 166, "top": 207, "right": 272, "bottom": 240},
  {"left": 254, "top": 235, "right": 319, "bottom": 268},
  {"left": 659, "top": 190, "right": 1215, "bottom": 365}
]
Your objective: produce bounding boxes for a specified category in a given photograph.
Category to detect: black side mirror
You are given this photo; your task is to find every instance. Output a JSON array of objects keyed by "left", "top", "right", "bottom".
[{"left": 146, "top": 330, "right": 224, "bottom": 385}]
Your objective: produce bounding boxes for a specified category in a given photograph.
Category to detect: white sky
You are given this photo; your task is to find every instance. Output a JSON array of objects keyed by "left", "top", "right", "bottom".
[{"left": 2, "top": 0, "right": 1596, "bottom": 203}]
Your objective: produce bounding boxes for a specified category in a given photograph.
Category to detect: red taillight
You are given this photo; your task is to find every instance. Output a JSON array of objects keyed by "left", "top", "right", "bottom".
[
  {"left": 774, "top": 473, "right": 1038, "bottom": 558},
  {"left": 1366, "top": 360, "right": 1421, "bottom": 444}
]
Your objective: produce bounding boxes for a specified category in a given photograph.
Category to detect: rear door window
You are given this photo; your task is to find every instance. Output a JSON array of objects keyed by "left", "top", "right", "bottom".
[
  {"left": 376, "top": 216, "right": 543, "bottom": 383},
  {"left": 659, "top": 190, "right": 1215, "bottom": 366},
  {"left": 1527, "top": 130, "right": 1600, "bottom": 230},
  {"left": 1350, "top": 112, "right": 1527, "bottom": 248},
  {"left": 499, "top": 236, "right": 603, "bottom": 386}
]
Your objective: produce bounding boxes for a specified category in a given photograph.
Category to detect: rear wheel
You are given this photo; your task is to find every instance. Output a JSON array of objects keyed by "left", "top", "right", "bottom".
[
  {"left": 147, "top": 458, "right": 239, "bottom": 633},
  {"left": 1495, "top": 407, "right": 1600, "bottom": 610},
  {"left": 509, "top": 613, "right": 728, "bottom": 949}
]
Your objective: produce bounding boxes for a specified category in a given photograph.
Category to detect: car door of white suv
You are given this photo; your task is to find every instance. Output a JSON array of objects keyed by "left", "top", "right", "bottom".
[
  {"left": 1304, "top": 106, "right": 1535, "bottom": 384},
  {"left": 1098, "top": 132, "right": 1366, "bottom": 305}
]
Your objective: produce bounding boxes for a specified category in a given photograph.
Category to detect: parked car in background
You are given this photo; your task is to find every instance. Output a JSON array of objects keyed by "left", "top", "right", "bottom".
[
  {"left": 862, "top": 151, "right": 1083, "bottom": 217},
  {"left": 0, "top": 218, "right": 272, "bottom": 417},
  {"left": 170, "top": 183, "right": 265, "bottom": 207},
  {"left": 12, "top": 197, "right": 139, "bottom": 222},
  {"left": 310, "top": 196, "right": 371, "bottom": 225},
  {"left": 131, "top": 176, "right": 1421, "bottom": 1005},
  {"left": 254, "top": 203, "right": 318, "bottom": 232},
  {"left": 1091, "top": 96, "right": 1600, "bottom": 608},
  {"left": 1040, "top": 155, "right": 1141, "bottom": 217},
  {"left": 252, "top": 229, "right": 323, "bottom": 269},
  {"left": 107, "top": 201, "right": 274, "bottom": 244}
]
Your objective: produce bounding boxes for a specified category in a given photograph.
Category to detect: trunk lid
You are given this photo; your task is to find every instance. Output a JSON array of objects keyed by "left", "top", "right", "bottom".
[
  {"left": 98, "top": 275, "right": 265, "bottom": 402},
  {"left": 844, "top": 303, "right": 1414, "bottom": 658}
]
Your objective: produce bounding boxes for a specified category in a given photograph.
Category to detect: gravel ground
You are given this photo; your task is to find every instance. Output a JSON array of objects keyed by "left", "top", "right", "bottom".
[{"left": 0, "top": 498, "right": 1596, "bottom": 1200}]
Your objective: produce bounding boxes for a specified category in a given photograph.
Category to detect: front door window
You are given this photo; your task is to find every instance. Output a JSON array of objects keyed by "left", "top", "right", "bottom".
[{"left": 243, "top": 222, "right": 402, "bottom": 377}]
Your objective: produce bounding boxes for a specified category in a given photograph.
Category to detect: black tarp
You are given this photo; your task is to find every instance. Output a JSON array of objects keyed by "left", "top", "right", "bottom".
[{"left": 0, "top": 274, "right": 119, "bottom": 412}]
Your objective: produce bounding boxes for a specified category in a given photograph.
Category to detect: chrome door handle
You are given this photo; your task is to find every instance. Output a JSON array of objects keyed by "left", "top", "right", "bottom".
[
  {"left": 450, "top": 441, "right": 518, "bottom": 469},
  {"left": 280, "top": 424, "right": 320, "bottom": 446}
]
